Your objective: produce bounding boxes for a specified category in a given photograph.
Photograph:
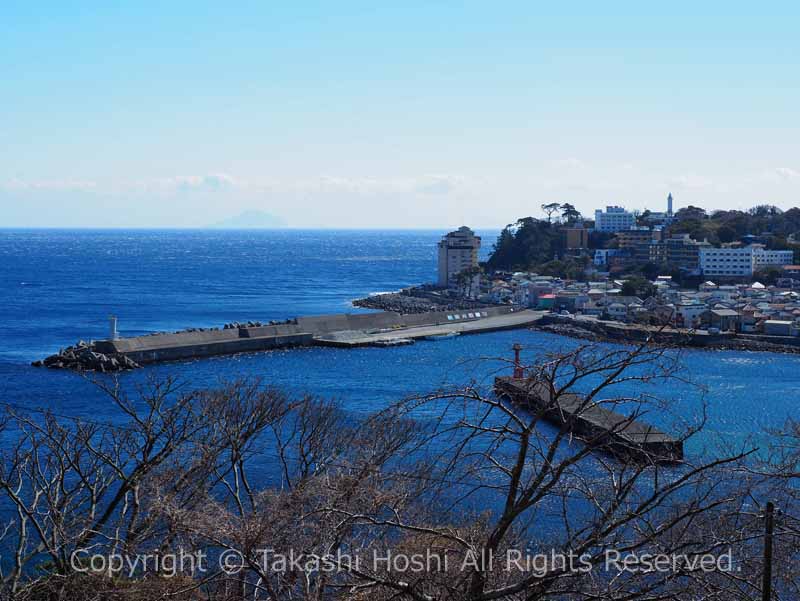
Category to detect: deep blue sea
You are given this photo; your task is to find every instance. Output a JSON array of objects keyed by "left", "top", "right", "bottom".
[{"left": 0, "top": 228, "right": 798, "bottom": 461}]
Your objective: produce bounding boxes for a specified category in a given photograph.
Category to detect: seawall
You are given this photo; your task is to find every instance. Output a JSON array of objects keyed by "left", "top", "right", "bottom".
[
  {"left": 91, "top": 306, "right": 530, "bottom": 365},
  {"left": 535, "top": 315, "right": 800, "bottom": 354}
]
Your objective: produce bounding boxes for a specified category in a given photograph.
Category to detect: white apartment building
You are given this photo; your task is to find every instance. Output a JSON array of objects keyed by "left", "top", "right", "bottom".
[
  {"left": 437, "top": 226, "right": 481, "bottom": 288},
  {"left": 594, "top": 206, "right": 636, "bottom": 232},
  {"left": 754, "top": 248, "right": 795, "bottom": 270},
  {"left": 699, "top": 245, "right": 794, "bottom": 277}
]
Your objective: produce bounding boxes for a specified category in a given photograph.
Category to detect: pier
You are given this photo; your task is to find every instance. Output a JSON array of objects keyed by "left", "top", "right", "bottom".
[
  {"left": 494, "top": 376, "right": 683, "bottom": 463},
  {"left": 313, "top": 309, "right": 544, "bottom": 347},
  {"left": 87, "top": 306, "right": 544, "bottom": 365}
]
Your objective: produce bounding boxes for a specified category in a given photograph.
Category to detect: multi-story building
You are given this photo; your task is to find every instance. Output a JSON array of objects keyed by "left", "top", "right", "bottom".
[
  {"left": 755, "top": 248, "right": 796, "bottom": 270},
  {"left": 700, "top": 247, "right": 758, "bottom": 278},
  {"left": 437, "top": 226, "right": 481, "bottom": 288},
  {"left": 594, "top": 206, "right": 636, "bottom": 232},
  {"left": 608, "top": 249, "right": 636, "bottom": 273},
  {"left": 650, "top": 234, "right": 710, "bottom": 270},
  {"left": 564, "top": 226, "right": 589, "bottom": 249},
  {"left": 699, "top": 245, "right": 794, "bottom": 278},
  {"left": 593, "top": 248, "right": 621, "bottom": 267},
  {"left": 616, "top": 228, "right": 660, "bottom": 262}
]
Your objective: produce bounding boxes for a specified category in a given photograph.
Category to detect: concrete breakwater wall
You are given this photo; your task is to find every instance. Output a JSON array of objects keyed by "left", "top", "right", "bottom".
[
  {"left": 495, "top": 376, "right": 683, "bottom": 463},
  {"left": 99, "top": 332, "right": 315, "bottom": 364},
  {"left": 298, "top": 305, "right": 515, "bottom": 333},
  {"left": 90, "top": 306, "right": 521, "bottom": 365}
]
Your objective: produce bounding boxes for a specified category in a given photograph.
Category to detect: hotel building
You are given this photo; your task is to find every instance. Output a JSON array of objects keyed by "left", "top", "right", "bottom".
[
  {"left": 594, "top": 206, "right": 636, "bottom": 232},
  {"left": 699, "top": 245, "right": 794, "bottom": 277},
  {"left": 437, "top": 226, "right": 481, "bottom": 287}
]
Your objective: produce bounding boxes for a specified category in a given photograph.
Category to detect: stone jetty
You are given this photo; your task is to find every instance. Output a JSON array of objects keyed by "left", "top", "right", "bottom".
[{"left": 353, "top": 291, "right": 490, "bottom": 314}]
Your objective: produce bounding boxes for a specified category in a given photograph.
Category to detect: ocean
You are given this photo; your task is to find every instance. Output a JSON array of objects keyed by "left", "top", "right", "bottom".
[{"left": 0, "top": 228, "right": 798, "bottom": 459}]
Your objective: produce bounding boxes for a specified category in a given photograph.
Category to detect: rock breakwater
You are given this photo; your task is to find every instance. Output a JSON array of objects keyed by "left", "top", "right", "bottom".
[
  {"left": 32, "top": 341, "right": 140, "bottom": 372},
  {"left": 353, "top": 291, "right": 491, "bottom": 314}
]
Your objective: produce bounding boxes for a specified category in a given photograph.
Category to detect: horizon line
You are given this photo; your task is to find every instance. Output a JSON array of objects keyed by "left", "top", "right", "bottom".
[{"left": 0, "top": 225, "right": 506, "bottom": 232}]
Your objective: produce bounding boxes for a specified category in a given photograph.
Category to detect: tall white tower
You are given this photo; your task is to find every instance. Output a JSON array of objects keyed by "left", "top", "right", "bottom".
[
  {"left": 109, "top": 315, "right": 119, "bottom": 340},
  {"left": 667, "top": 193, "right": 674, "bottom": 216}
]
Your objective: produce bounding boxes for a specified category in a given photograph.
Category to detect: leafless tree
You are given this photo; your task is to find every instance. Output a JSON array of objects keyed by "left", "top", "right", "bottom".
[
  {"left": 0, "top": 377, "right": 289, "bottom": 600},
  {"left": 173, "top": 341, "right": 765, "bottom": 600},
  {"left": 0, "top": 342, "right": 786, "bottom": 600},
  {"left": 266, "top": 340, "right": 758, "bottom": 601}
]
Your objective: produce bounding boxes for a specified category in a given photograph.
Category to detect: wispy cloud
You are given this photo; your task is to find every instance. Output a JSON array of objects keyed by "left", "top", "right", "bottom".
[
  {"left": 547, "top": 158, "right": 585, "bottom": 169},
  {"left": 137, "top": 173, "right": 240, "bottom": 193},
  {"left": 1, "top": 178, "right": 98, "bottom": 191},
  {"left": 3, "top": 172, "right": 472, "bottom": 197},
  {"left": 775, "top": 167, "right": 800, "bottom": 180},
  {"left": 668, "top": 174, "right": 713, "bottom": 189},
  {"left": 751, "top": 167, "right": 800, "bottom": 185},
  {"left": 285, "top": 174, "right": 469, "bottom": 195},
  {"left": 415, "top": 174, "right": 467, "bottom": 195}
]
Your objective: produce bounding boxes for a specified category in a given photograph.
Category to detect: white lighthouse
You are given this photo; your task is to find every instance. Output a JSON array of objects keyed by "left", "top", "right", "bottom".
[{"left": 109, "top": 315, "right": 119, "bottom": 340}]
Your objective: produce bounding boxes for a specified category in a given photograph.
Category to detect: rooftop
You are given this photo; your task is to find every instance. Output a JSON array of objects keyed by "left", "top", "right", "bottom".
[{"left": 711, "top": 309, "right": 740, "bottom": 317}]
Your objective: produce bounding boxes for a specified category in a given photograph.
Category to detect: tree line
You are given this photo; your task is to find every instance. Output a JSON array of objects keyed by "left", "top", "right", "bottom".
[
  {"left": 486, "top": 204, "right": 800, "bottom": 274},
  {"left": 667, "top": 204, "right": 800, "bottom": 248}
]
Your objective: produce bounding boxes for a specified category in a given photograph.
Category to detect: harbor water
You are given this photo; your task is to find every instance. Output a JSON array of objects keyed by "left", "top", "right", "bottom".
[{"left": 1, "top": 229, "right": 798, "bottom": 460}]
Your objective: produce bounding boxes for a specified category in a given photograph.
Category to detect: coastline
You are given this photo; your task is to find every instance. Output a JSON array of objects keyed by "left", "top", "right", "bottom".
[{"left": 533, "top": 315, "right": 800, "bottom": 355}]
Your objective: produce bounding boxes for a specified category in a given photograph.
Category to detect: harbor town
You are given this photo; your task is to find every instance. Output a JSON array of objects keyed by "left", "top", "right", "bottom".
[
  {"left": 35, "top": 197, "right": 800, "bottom": 374},
  {"left": 367, "top": 197, "right": 800, "bottom": 349},
  {"left": 7, "top": 3, "right": 800, "bottom": 599}
]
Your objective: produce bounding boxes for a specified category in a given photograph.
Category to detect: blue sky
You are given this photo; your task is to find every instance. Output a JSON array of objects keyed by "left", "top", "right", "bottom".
[{"left": 1, "top": 1, "right": 799, "bottom": 227}]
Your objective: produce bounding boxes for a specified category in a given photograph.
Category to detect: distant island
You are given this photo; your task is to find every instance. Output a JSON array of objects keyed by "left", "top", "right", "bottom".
[{"left": 211, "top": 210, "right": 287, "bottom": 228}]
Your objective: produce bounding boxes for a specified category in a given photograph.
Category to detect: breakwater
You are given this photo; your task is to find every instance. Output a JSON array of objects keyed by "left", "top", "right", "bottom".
[
  {"left": 39, "top": 310, "right": 800, "bottom": 373},
  {"left": 35, "top": 306, "right": 541, "bottom": 370},
  {"left": 352, "top": 289, "right": 492, "bottom": 314},
  {"left": 494, "top": 376, "right": 683, "bottom": 463},
  {"left": 31, "top": 341, "right": 140, "bottom": 372}
]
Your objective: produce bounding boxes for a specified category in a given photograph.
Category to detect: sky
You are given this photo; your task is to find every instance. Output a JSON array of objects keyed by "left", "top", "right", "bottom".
[{"left": 1, "top": 1, "right": 799, "bottom": 228}]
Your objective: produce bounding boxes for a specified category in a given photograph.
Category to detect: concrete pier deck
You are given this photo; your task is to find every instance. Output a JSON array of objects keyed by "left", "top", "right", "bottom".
[
  {"left": 494, "top": 376, "right": 683, "bottom": 463},
  {"left": 92, "top": 306, "right": 544, "bottom": 364},
  {"left": 314, "top": 310, "right": 544, "bottom": 347}
]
